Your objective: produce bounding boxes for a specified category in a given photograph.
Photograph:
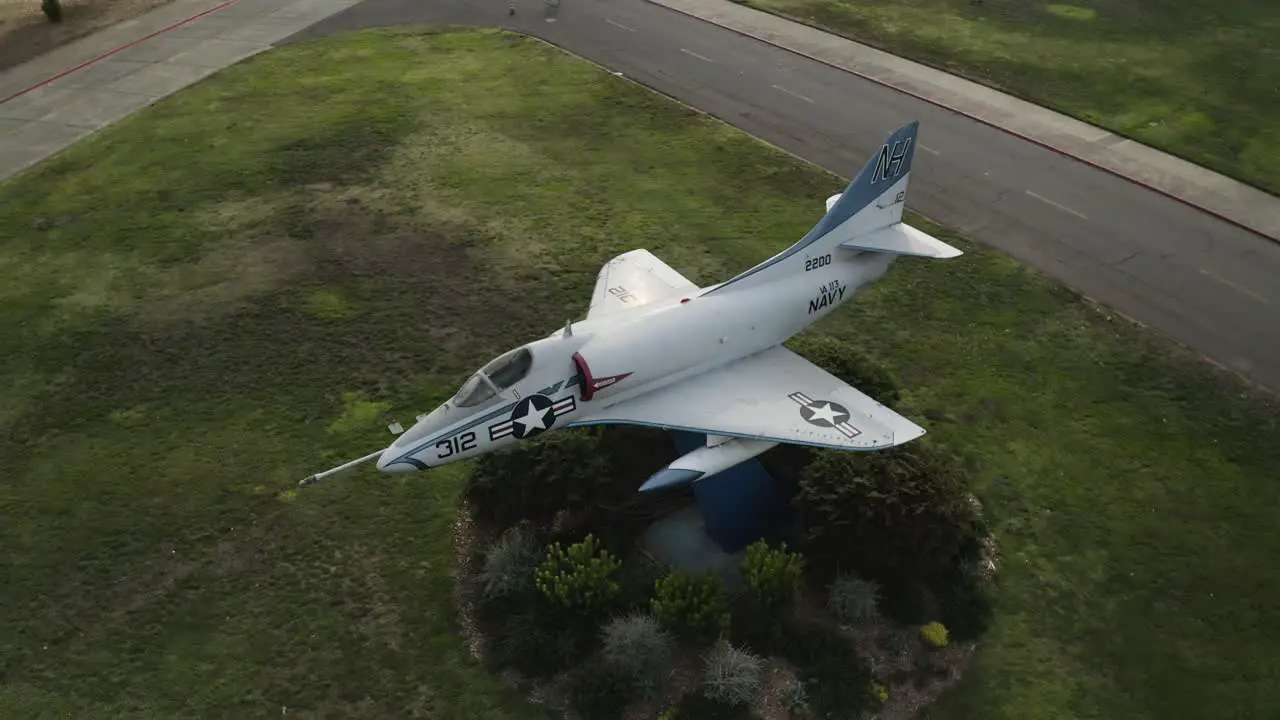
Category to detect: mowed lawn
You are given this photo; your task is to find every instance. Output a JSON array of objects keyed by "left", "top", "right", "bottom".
[
  {"left": 1, "top": 25, "right": 1278, "bottom": 719},
  {"left": 737, "top": 0, "right": 1280, "bottom": 196}
]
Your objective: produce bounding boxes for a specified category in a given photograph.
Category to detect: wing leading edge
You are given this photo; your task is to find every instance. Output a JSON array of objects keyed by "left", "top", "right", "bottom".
[
  {"left": 587, "top": 249, "right": 699, "bottom": 319},
  {"left": 568, "top": 345, "right": 926, "bottom": 450}
]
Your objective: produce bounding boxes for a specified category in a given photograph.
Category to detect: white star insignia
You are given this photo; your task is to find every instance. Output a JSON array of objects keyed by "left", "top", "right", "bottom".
[
  {"left": 806, "top": 402, "right": 844, "bottom": 424},
  {"left": 513, "top": 404, "right": 550, "bottom": 432}
]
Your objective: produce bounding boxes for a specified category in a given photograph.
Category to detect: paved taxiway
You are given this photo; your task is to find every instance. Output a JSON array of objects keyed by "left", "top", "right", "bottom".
[{"left": 289, "top": 0, "right": 1280, "bottom": 390}]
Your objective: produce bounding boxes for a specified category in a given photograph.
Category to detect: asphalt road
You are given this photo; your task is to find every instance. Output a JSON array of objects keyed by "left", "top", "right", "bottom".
[{"left": 286, "top": 0, "right": 1280, "bottom": 391}]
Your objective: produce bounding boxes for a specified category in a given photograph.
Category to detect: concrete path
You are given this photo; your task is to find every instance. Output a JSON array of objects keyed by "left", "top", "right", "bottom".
[
  {"left": 648, "top": 0, "right": 1280, "bottom": 243},
  {"left": 0, "top": 0, "right": 361, "bottom": 182}
]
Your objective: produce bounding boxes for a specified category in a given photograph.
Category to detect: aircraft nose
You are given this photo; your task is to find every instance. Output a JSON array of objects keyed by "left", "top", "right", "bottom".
[
  {"left": 376, "top": 444, "right": 418, "bottom": 472},
  {"left": 377, "top": 405, "right": 452, "bottom": 472}
]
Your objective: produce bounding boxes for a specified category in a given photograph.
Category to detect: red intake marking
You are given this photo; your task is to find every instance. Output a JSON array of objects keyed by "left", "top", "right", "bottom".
[
  {"left": 591, "top": 372, "right": 633, "bottom": 393},
  {"left": 573, "top": 353, "right": 633, "bottom": 401}
]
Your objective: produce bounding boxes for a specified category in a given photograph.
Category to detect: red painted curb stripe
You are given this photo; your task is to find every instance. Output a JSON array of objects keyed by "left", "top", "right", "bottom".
[
  {"left": 649, "top": 1, "right": 1278, "bottom": 244},
  {"left": 0, "top": 0, "right": 247, "bottom": 106}
]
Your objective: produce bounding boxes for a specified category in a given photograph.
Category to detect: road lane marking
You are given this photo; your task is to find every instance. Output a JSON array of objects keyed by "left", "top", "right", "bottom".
[
  {"left": 1200, "top": 268, "right": 1270, "bottom": 304},
  {"left": 1025, "top": 189, "right": 1088, "bottom": 220},
  {"left": 918, "top": 144, "right": 940, "bottom": 155},
  {"left": 680, "top": 48, "right": 714, "bottom": 62},
  {"left": 606, "top": 19, "right": 634, "bottom": 31},
  {"left": 771, "top": 84, "right": 814, "bottom": 104}
]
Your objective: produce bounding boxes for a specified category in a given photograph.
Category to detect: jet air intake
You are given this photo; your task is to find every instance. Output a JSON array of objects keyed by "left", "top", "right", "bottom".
[{"left": 639, "top": 437, "right": 779, "bottom": 492}]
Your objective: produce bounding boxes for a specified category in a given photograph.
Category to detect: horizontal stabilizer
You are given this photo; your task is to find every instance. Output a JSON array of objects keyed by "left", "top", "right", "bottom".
[{"left": 838, "top": 223, "right": 963, "bottom": 259}]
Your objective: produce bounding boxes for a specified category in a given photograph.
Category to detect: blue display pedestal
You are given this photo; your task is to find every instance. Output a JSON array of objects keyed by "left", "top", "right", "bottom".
[{"left": 671, "top": 431, "right": 790, "bottom": 554}]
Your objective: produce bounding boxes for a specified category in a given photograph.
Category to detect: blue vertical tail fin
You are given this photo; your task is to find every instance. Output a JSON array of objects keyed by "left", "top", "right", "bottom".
[{"left": 703, "top": 121, "right": 939, "bottom": 296}]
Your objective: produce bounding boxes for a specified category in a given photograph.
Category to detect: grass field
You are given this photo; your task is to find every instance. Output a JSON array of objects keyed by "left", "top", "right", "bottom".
[
  {"left": 736, "top": 0, "right": 1280, "bottom": 196},
  {"left": 2, "top": 25, "right": 1279, "bottom": 719}
]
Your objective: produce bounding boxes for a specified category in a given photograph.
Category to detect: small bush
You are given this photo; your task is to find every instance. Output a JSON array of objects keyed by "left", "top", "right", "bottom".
[
  {"left": 534, "top": 533, "right": 622, "bottom": 616},
  {"left": 702, "top": 642, "right": 763, "bottom": 706},
  {"left": 781, "top": 679, "right": 810, "bottom": 715},
  {"left": 777, "top": 620, "right": 875, "bottom": 717},
  {"left": 484, "top": 608, "right": 563, "bottom": 679},
  {"left": 794, "top": 440, "right": 989, "bottom": 627},
  {"left": 551, "top": 614, "right": 598, "bottom": 668},
  {"left": 870, "top": 680, "right": 889, "bottom": 705},
  {"left": 617, "top": 551, "right": 669, "bottom": 611},
  {"left": 741, "top": 540, "right": 804, "bottom": 613},
  {"left": 827, "top": 573, "right": 881, "bottom": 625},
  {"left": 41, "top": 0, "right": 63, "bottom": 22},
  {"left": 936, "top": 563, "right": 995, "bottom": 641},
  {"left": 479, "top": 526, "right": 540, "bottom": 600},
  {"left": 884, "top": 631, "right": 914, "bottom": 666},
  {"left": 651, "top": 570, "right": 731, "bottom": 643},
  {"left": 569, "top": 665, "right": 631, "bottom": 720},
  {"left": 601, "top": 613, "right": 675, "bottom": 696},
  {"left": 920, "top": 621, "right": 950, "bottom": 649},
  {"left": 727, "top": 595, "right": 787, "bottom": 657},
  {"left": 466, "top": 431, "right": 611, "bottom": 530}
]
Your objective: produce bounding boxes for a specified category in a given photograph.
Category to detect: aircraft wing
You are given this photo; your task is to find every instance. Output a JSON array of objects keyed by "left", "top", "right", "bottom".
[
  {"left": 587, "top": 249, "right": 699, "bottom": 319},
  {"left": 570, "top": 345, "right": 926, "bottom": 449}
]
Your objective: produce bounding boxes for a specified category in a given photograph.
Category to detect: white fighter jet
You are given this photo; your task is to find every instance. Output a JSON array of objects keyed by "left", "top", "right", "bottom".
[{"left": 302, "top": 120, "right": 962, "bottom": 492}]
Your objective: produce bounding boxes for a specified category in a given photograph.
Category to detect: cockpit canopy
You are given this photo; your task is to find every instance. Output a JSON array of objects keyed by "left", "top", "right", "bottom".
[{"left": 451, "top": 346, "right": 535, "bottom": 408}]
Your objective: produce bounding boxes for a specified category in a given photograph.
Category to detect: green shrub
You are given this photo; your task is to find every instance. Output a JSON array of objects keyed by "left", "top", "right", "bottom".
[
  {"left": 534, "top": 533, "right": 622, "bottom": 616},
  {"left": 827, "top": 573, "right": 880, "bottom": 625},
  {"left": 741, "top": 540, "right": 804, "bottom": 613},
  {"left": 617, "top": 551, "right": 669, "bottom": 612},
  {"left": 484, "top": 608, "right": 565, "bottom": 679},
  {"left": 920, "top": 621, "right": 950, "bottom": 649},
  {"left": 601, "top": 613, "right": 675, "bottom": 696},
  {"left": 479, "top": 526, "right": 540, "bottom": 600},
  {"left": 775, "top": 620, "right": 875, "bottom": 718},
  {"left": 551, "top": 614, "right": 599, "bottom": 669},
  {"left": 781, "top": 678, "right": 810, "bottom": 715},
  {"left": 702, "top": 641, "right": 763, "bottom": 706},
  {"left": 465, "top": 431, "right": 611, "bottom": 530},
  {"left": 869, "top": 679, "right": 889, "bottom": 704},
  {"left": 650, "top": 570, "right": 731, "bottom": 643},
  {"left": 935, "top": 562, "right": 995, "bottom": 641},
  {"left": 727, "top": 594, "right": 787, "bottom": 657},
  {"left": 569, "top": 665, "right": 631, "bottom": 720},
  {"left": 794, "top": 440, "right": 989, "bottom": 628},
  {"left": 884, "top": 630, "right": 913, "bottom": 666}
]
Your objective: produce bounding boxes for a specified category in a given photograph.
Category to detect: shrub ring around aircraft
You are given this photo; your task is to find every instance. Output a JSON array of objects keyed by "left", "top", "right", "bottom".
[{"left": 301, "top": 121, "right": 962, "bottom": 494}]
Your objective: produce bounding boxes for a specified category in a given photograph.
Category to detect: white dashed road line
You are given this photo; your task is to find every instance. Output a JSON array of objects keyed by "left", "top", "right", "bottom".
[
  {"left": 1026, "top": 189, "right": 1088, "bottom": 220},
  {"left": 1200, "top": 268, "right": 1270, "bottom": 304},
  {"left": 771, "top": 84, "right": 814, "bottom": 104},
  {"left": 680, "top": 48, "right": 714, "bottom": 62}
]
